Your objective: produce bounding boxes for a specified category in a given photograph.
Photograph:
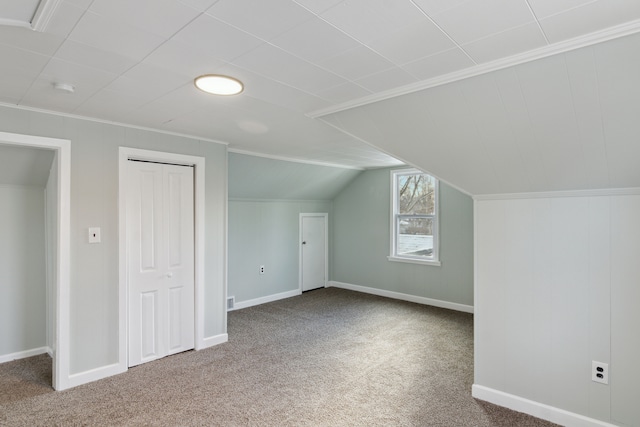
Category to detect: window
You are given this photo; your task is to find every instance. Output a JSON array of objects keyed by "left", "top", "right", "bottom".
[{"left": 389, "top": 169, "right": 440, "bottom": 266}]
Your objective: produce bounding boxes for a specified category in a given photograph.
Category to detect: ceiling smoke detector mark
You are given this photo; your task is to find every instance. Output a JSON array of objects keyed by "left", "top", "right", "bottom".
[
  {"left": 0, "top": 0, "right": 61, "bottom": 31},
  {"left": 53, "top": 82, "right": 75, "bottom": 94},
  {"left": 236, "top": 120, "right": 269, "bottom": 134}
]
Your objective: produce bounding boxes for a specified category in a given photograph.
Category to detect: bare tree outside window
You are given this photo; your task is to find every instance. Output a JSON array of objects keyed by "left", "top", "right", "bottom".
[
  {"left": 392, "top": 170, "right": 438, "bottom": 261},
  {"left": 398, "top": 174, "right": 435, "bottom": 235}
]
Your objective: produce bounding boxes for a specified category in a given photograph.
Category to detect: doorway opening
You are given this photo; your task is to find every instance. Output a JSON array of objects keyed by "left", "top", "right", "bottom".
[
  {"left": 299, "top": 213, "right": 328, "bottom": 292},
  {"left": 0, "top": 131, "right": 70, "bottom": 391}
]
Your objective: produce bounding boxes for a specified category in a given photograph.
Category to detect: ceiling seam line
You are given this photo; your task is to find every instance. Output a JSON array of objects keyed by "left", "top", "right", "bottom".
[
  {"left": 524, "top": 0, "right": 551, "bottom": 44},
  {"left": 408, "top": 0, "right": 478, "bottom": 65},
  {"left": 307, "top": 18, "right": 640, "bottom": 118},
  {"left": 287, "top": 0, "right": 431, "bottom": 87}
]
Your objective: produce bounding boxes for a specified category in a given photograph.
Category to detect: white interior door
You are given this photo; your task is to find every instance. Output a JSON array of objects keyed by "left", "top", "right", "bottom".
[
  {"left": 127, "top": 160, "right": 194, "bottom": 367},
  {"left": 301, "top": 214, "right": 327, "bottom": 292}
]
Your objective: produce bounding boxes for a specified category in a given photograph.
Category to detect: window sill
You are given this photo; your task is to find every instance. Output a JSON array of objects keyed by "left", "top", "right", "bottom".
[{"left": 387, "top": 256, "right": 441, "bottom": 267}]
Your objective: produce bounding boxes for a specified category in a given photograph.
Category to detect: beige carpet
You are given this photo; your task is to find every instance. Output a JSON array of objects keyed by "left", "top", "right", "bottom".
[{"left": 0, "top": 288, "right": 559, "bottom": 426}]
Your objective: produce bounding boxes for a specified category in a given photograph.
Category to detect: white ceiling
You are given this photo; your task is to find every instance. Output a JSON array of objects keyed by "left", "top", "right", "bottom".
[
  {"left": 322, "top": 31, "right": 640, "bottom": 195},
  {"left": 1, "top": 0, "right": 640, "bottom": 189},
  {"left": 0, "top": 0, "right": 41, "bottom": 27}
]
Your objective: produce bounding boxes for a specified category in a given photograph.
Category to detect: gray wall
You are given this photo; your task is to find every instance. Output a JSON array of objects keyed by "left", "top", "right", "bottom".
[
  {"left": 475, "top": 195, "right": 640, "bottom": 426},
  {"left": 228, "top": 200, "right": 332, "bottom": 304},
  {"left": 0, "top": 186, "right": 47, "bottom": 357},
  {"left": 332, "top": 167, "right": 474, "bottom": 306},
  {"left": 228, "top": 153, "right": 359, "bottom": 306},
  {"left": 0, "top": 105, "right": 227, "bottom": 376}
]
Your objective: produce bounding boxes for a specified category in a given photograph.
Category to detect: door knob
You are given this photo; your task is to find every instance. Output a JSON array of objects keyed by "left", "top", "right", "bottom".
[
  {"left": 166, "top": 272, "right": 173, "bottom": 278},
  {"left": 302, "top": 241, "right": 307, "bottom": 245}
]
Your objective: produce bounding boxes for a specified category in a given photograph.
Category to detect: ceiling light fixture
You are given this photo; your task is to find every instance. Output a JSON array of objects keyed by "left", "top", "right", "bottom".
[{"left": 194, "top": 74, "right": 244, "bottom": 96}]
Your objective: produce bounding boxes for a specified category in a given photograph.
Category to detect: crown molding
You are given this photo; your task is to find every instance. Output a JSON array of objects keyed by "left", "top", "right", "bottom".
[
  {"left": 473, "top": 187, "right": 640, "bottom": 201},
  {"left": 0, "top": 102, "right": 230, "bottom": 146},
  {"left": 308, "top": 18, "right": 640, "bottom": 119},
  {"left": 0, "top": 18, "right": 31, "bottom": 29},
  {"left": 228, "top": 148, "right": 365, "bottom": 170},
  {"left": 32, "top": 0, "right": 62, "bottom": 32}
]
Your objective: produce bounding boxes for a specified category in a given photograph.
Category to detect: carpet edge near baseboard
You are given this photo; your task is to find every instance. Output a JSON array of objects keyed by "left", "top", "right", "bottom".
[
  {"left": 472, "top": 384, "right": 618, "bottom": 427},
  {"left": 327, "top": 280, "right": 474, "bottom": 314}
]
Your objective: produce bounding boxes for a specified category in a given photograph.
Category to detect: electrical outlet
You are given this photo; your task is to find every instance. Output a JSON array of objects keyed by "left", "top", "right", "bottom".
[
  {"left": 259, "top": 265, "right": 265, "bottom": 275},
  {"left": 227, "top": 296, "right": 235, "bottom": 310},
  {"left": 592, "top": 361, "right": 609, "bottom": 384}
]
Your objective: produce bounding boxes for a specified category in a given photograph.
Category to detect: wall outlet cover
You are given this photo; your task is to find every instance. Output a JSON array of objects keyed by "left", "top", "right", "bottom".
[{"left": 592, "top": 361, "right": 609, "bottom": 385}]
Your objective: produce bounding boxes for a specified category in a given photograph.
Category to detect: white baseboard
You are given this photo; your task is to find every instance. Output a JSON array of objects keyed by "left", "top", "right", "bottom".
[
  {"left": 327, "top": 281, "right": 474, "bottom": 313},
  {"left": 0, "top": 346, "right": 51, "bottom": 364},
  {"left": 231, "top": 289, "right": 301, "bottom": 311},
  {"left": 62, "top": 334, "right": 227, "bottom": 390},
  {"left": 66, "top": 363, "right": 127, "bottom": 390},
  {"left": 472, "top": 385, "right": 618, "bottom": 427},
  {"left": 200, "top": 333, "right": 228, "bottom": 349}
]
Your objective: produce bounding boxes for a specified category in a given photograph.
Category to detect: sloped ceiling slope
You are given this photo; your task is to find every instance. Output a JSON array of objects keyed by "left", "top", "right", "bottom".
[
  {"left": 228, "top": 152, "right": 362, "bottom": 200},
  {"left": 321, "top": 31, "right": 640, "bottom": 196},
  {"left": 0, "top": 143, "right": 55, "bottom": 186}
]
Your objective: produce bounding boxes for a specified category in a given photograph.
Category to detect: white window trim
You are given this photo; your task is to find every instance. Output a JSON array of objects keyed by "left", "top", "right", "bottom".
[{"left": 388, "top": 168, "right": 440, "bottom": 267}]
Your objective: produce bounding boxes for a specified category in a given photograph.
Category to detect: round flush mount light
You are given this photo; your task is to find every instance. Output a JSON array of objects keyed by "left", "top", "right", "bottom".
[{"left": 194, "top": 74, "right": 244, "bottom": 96}]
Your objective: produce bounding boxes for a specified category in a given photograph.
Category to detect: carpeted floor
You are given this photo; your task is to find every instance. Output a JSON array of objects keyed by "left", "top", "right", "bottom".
[{"left": 0, "top": 288, "right": 559, "bottom": 426}]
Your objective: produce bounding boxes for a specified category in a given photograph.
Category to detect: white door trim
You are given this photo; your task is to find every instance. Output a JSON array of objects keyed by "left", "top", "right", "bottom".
[
  {"left": 118, "top": 147, "right": 206, "bottom": 373},
  {"left": 0, "top": 131, "right": 71, "bottom": 391},
  {"left": 298, "top": 213, "right": 328, "bottom": 292}
]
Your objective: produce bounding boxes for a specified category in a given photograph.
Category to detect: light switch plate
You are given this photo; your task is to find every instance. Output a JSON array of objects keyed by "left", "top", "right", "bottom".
[{"left": 88, "top": 227, "right": 101, "bottom": 243}]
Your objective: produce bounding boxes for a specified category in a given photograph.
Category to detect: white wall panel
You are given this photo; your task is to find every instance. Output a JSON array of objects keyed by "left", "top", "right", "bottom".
[
  {"left": 587, "top": 197, "right": 612, "bottom": 421},
  {"left": 548, "top": 198, "right": 589, "bottom": 414},
  {"left": 475, "top": 193, "right": 639, "bottom": 425},
  {"left": 475, "top": 200, "right": 507, "bottom": 389},
  {"left": 503, "top": 200, "right": 538, "bottom": 400},
  {"left": 610, "top": 196, "right": 640, "bottom": 426},
  {"left": 528, "top": 198, "right": 554, "bottom": 405}
]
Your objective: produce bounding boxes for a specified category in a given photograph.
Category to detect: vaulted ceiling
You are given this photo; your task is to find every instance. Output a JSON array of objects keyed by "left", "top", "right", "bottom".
[{"left": 1, "top": 0, "right": 640, "bottom": 193}]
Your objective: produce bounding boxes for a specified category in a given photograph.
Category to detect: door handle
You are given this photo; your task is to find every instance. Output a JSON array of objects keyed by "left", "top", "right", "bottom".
[
  {"left": 302, "top": 241, "right": 306, "bottom": 245},
  {"left": 166, "top": 272, "right": 173, "bottom": 278}
]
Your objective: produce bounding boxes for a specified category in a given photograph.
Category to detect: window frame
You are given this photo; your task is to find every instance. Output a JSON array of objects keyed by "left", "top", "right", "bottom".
[{"left": 388, "top": 168, "right": 441, "bottom": 266}]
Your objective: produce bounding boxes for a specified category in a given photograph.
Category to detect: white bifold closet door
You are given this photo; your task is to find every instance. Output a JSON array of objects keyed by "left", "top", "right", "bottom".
[{"left": 127, "top": 160, "right": 194, "bottom": 367}]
